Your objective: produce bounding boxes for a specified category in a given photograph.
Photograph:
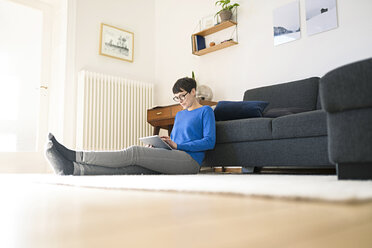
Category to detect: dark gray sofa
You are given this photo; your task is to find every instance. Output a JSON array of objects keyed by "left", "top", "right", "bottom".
[
  {"left": 320, "top": 58, "right": 372, "bottom": 180},
  {"left": 202, "top": 77, "right": 334, "bottom": 171}
]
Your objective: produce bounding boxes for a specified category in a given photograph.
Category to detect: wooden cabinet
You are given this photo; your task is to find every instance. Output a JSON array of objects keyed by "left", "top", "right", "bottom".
[
  {"left": 147, "top": 107, "right": 172, "bottom": 122},
  {"left": 192, "top": 20, "right": 238, "bottom": 56},
  {"left": 147, "top": 100, "right": 217, "bottom": 135}
]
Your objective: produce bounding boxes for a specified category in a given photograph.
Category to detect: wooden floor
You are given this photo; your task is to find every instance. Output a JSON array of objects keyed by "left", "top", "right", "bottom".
[{"left": 0, "top": 175, "right": 371, "bottom": 248}]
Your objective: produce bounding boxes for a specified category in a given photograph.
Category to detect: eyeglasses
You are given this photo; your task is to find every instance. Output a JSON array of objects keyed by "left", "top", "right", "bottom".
[{"left": 173, "top": 92, "right": 189, "bottom": 102}]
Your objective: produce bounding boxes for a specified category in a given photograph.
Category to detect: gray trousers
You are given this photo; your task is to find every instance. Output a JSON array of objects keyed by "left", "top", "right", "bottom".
[{"left": 72, "top": 146, "right": 200, "bottom": 175}]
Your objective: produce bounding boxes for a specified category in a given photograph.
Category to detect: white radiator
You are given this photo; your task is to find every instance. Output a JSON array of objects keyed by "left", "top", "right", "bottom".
[{"left": 76, "top": 70, "right": 154, "bottom": 150}]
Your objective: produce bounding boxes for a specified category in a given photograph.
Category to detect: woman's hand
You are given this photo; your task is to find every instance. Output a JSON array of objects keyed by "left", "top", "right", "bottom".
[
  {"left": 145, "top": 144, "right": 154, "bottom": 148},
  {"left": 160, "top": 136, "right": 177, "bottom": 149}
]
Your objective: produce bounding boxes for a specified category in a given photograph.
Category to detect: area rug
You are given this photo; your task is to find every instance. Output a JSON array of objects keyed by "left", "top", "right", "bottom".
[{"left": 28, "top": 174, "right": 372, "bottom": 203}]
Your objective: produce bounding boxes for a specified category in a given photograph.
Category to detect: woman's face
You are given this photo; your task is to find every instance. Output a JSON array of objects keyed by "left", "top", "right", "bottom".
[{"left": 174, "top": 88, "right": 196, "bottom": 109}]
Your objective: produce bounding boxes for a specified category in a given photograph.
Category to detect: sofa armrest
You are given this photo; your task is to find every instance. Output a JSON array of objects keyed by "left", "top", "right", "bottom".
[
  {"left": 319, "top": 58, "right": 372, "bottom": 113},
  {"left": 319, "top": 58, "right": 372, "bottom": 180}
]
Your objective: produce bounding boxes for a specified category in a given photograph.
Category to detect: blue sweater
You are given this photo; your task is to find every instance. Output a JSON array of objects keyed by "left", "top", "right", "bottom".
[{"left": 170, "top": 105, "right": 216, "bottom": 165}]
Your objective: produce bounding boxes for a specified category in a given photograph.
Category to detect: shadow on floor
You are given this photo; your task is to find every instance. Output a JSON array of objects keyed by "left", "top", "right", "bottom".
[{"left": 200, "top": 167, "right": 336, "bottom": 175}]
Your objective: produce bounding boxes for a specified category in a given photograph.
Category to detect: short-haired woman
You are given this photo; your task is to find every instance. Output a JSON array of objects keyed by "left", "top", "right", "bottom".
[{"left": 46, "top": 77, "right": 216, "bottom": 175}]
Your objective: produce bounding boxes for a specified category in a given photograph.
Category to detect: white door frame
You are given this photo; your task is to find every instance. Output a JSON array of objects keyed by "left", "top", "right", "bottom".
[{"left": 0, "top": 0, "right": 54, "bottom": 173}]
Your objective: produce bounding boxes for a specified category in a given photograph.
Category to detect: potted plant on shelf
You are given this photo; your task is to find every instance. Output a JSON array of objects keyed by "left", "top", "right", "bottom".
[{"left": 215, "top": 0, "right": 239, "bottom": 22}]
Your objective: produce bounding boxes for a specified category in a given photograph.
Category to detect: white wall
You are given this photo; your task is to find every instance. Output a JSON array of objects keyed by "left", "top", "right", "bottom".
[
  {"left": 154, "top": 0, "right": 372, "bottom": 106},
  {"left": 61, "top": 0, "right": 372, "bottom": 147},
  {"left": 74, "top": 0, "right": 155, "bottom": 82},
  {"left": 63, "top": 0, "right": 155, "bottom": 148}
]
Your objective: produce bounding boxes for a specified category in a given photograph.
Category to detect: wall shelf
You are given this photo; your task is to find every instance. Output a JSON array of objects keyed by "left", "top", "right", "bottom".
[
  {"left": 194, "top": 20, "right": 237, "bottom": 36},
  {"left": 192, "top": 20, "right": 238, "bottom": 56},
  {"left": 193, "top": 40, "right": 238, "bottom": 56}
]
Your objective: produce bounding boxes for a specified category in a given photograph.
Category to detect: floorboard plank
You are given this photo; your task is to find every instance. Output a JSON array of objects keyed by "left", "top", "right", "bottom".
[{"left": 0, "top": 176, "right": 371, "bottom": 248}]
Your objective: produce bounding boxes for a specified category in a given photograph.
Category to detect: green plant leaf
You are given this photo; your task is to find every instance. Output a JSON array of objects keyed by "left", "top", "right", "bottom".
[{"left": 215, "top": 0, "right": 239, "bottom": 12}]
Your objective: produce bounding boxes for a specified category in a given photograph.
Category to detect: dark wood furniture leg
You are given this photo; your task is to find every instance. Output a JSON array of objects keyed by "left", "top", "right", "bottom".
[
  {"left": 153, "top": 127, "right": 160, "bottom": 136},
  {"left": 167, "top": 125, "right": 173, "bottom": 136}
]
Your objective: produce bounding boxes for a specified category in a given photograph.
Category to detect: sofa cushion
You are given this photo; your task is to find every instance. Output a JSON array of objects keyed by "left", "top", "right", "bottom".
[
  {"left": 263, "top": 107, "right": 310, "bottom": 118},
  {"left": 244, "top": 77, "right": 320, "bottom": 112},
  {"left": 272, "top": 110, "right": 327, "bottom": 139},
  {"left": 214, "top": 101, "right": 269, "bottom": 121},
  {"left": 216, "top": 118, "right": 273, "bottom": 144}
]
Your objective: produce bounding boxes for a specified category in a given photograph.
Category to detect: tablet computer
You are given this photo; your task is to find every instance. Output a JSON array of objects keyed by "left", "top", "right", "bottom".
[{"left": 139, "top": 135, "right": 173, "bottom": 150}]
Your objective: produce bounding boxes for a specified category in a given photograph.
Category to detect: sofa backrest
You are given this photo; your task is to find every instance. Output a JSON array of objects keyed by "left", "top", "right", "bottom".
[{"left": 243, "top": 77, "right": 320, "bottom": 112}]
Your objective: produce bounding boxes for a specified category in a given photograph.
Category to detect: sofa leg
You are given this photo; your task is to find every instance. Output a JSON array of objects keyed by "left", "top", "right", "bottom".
[
  {"left": 337, "top": 163, "right": 372, "bottom": 180},
  {"left": 242, "top": 166, "right": 255, "bottom": 174}
]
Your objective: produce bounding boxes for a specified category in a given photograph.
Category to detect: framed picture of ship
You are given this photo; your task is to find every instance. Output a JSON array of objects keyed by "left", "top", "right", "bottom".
[{"left": 99, "top": 23, "right": 134, "bottom": 62}]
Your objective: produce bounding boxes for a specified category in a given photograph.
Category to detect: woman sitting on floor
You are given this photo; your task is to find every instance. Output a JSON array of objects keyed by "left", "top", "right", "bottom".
[{"left": 45, "top": 77, "right": 216, "bottom": 175}]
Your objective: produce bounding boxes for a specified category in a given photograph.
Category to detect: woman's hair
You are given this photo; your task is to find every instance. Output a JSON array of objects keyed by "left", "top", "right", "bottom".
[{"left": 172, "top": 77, "right": 197, "bottom": 94}]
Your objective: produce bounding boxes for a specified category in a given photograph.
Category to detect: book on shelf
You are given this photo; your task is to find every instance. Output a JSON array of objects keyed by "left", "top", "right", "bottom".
[
  {"left": 195, "top": 35, "right": 206, "bottom": 51},
  {"left": 191, "top": 35, "right": 196, "bottom": 53}
]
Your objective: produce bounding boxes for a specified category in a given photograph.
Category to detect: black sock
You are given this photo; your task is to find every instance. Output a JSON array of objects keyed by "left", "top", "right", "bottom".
[
  {"left": 45, "top": 141, "right": 74, "bottom": 175},
  {"left": 48, "top": 133, "right": 76, "bottom": 162}
]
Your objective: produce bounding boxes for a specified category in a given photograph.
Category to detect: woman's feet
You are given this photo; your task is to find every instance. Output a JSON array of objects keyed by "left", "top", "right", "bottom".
[
  {"left": 45, "top": 134, "right": 74, "bottom": 175},
  {"left": 48, "top": 133, "right": 76, "bottom": 161}
]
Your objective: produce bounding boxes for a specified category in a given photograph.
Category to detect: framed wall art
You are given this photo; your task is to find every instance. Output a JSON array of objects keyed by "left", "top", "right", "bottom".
[
  {"left": 306, "top": 0, "right": 338, "bottom": 36},
  {"left": 200, "top": 15, "right": 217, "bottom": 30},
  {"left": 273, "top": 1, "right": 301, "bottom": 46},
  {"left": 99, "top": 23, "right": 134, "bottom": 62}
]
